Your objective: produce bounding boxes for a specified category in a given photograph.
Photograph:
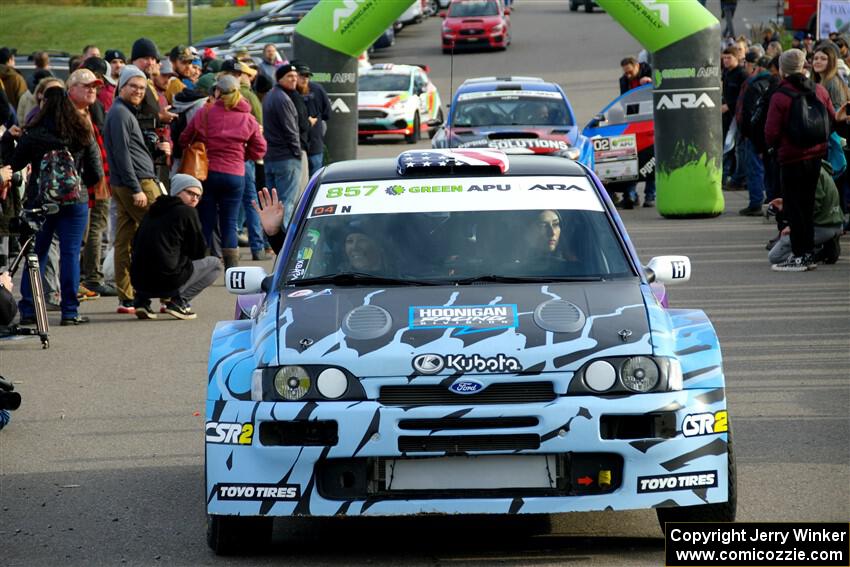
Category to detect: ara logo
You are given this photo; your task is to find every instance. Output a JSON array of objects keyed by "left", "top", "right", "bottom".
[
  {"left": 657, "top": 93, "right": 716, "bottom": 110},
  {"left": 528, "top": 183, "right": 585, "bottom": 191},
  {"left": 332, "top": 0, "right": 365, "bottom": 32},
  {"left": 641, "top": 0, "right": 670, "bottom": 26},
  {"left": 449, "top": 379, "right": 485, "bottom": 395},
  {"left": 331, "top": 98, "right": 351, "bottom": 113}
]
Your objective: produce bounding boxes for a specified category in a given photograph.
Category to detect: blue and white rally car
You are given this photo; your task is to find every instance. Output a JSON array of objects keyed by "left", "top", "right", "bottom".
[
  {"left": 432, "top": 76, "right": 595, "bottom": 168},
  {"left": 206, "top": 149, "right": 735, "bottom": 554}
]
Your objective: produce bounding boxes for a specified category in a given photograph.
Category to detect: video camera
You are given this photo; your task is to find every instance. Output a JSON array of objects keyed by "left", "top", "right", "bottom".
[{"left": 0, "top": 375, "right": 21, "bottom": 412}]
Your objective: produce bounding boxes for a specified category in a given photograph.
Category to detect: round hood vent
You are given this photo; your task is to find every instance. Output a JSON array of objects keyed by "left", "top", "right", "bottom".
[
  {"left": 342, "top": 305, "right": 392, "bottom": 340},
  {"left": 533, "top": 299, "right": 586, "bottom": 333}
]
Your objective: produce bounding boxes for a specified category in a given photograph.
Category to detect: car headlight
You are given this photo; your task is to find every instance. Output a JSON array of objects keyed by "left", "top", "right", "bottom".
[
  {"left": 620, "top": 356, "right": 660, "bottom": 392},
  {"left": 274, "top": 366, "right": 311, "bottom": 400},
  {"left": 572, "top": 356, "right": 682, "bottom": 395},
  {"left": 317, "top": 368, "right": 348, "bottom": 399},
  {"left": 491, "top": 24, "right": 503, "bottom": 33}
]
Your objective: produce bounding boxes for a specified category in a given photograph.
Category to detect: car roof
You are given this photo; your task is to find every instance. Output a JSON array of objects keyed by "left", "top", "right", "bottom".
[
  {"left": 319, "top": 154, "right": 587, "bottom": 185},
  {"left": 456, "top": 77, "right": 562, "bottom": 95},
  {"left": 362, "top": 64, "right": 419, "bottom": 75}
]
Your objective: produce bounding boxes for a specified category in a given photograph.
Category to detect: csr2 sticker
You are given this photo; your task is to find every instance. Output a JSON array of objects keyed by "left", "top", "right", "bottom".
[
  {"left": 206, "top": 422, "right": 254, "bottom": 445},
  {"left": 682, "top": 410, "right": 728, "bottom": 438},
  {"left": 215, "top": 483, "right": 300, "bottom": 501},
  {"left": 409, "top": 304, "right": 518, "bottom": 333},
  {"left": 636, "top": 471, "right": 717, "bottom": 493},
  {"left": 412, "top": 353, "right": 522, "bottom": 375}
]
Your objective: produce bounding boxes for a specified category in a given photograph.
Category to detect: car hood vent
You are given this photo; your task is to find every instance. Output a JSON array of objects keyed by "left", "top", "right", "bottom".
[
  {"left": 533, "top": 299, "right": 586, "bottom": 333},
  {"left": 342, "top": 305, "right": 392, "bottom": 340}
]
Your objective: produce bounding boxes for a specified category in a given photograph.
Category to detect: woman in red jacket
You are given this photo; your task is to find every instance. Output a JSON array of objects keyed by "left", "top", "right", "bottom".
[{"left": 179, "top": 74, "right": 266, "bottom": 268}]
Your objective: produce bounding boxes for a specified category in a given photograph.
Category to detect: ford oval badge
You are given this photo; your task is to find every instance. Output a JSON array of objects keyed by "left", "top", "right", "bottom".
[{"left": 449, "top": 380, "right": 485, "bottom": 395}]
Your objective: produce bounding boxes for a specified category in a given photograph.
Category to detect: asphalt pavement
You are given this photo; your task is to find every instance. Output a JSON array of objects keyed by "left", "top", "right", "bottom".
[{"left": 2, "top": 1, "right": 848, "bottom": 566}]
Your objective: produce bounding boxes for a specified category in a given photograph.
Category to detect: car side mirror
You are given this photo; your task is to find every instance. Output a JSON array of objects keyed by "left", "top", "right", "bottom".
[
  {"left": 645, "top": 256, "right": 691, "bottom": 284},
  {"left": 504, "top": 7, "right": 511, "bottom": 15},
  {"left": 586, "top": 113, "right": 605, "bottom": 128},
  {"left": 225, "top": 266, "right": 269, "bottom": 295},
  {"left": 440, "top": 11, "right": 447, "bottom": 18}
]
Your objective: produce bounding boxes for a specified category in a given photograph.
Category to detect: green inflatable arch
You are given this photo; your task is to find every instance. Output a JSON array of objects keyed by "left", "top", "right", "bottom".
[{"left": 295, "top": 0, "right": 724, "bottom": 217}]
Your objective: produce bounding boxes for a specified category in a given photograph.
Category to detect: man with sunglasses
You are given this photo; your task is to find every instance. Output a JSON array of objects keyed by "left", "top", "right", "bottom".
[{"left": 130, "top": 174, "right": 221, "bottom": 320}]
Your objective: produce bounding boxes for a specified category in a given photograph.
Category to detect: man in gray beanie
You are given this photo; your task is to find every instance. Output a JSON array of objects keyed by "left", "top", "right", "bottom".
[
  {"left": 130, "top": 174, "right": 221, "bottom": 319},
  {"left": 104, "top": 64, "right": 164, "bottom": 314},
  {"left": 764, "top": 48, "right": 850, "bottom": 272}
]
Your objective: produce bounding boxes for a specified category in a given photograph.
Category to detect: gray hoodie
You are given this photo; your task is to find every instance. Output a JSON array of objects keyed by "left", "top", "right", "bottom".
[{"left": 103, "top": 97, "right": 156, "bottom": 193}]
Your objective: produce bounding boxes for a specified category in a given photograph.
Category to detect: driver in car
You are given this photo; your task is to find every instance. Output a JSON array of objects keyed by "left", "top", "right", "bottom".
[
  {"left": 342, "top": 229, "right": 388, "bottom": 273},
  {"left": 526, "top": 209, "right": 561, "bottom": 256}
]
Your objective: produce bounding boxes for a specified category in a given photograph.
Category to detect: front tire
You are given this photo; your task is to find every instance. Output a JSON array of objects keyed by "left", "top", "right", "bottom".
[
  {"left": 656, "top": 428, "right": 737, "bottom": 532},
  {"left": 569, "top": 0, "right": 578, "bottom": 11},
  {"left": 429, "top": 108, "right": 444, "bottom": 139},
  {"left": 584, "top": 1, "right": 594, "bottom": 12},
  {"left": 406, "top": 113, "right": 421, "bottom": 144},
  {"left": 206, "top": 514, "right": 273, "bottom": 555}
]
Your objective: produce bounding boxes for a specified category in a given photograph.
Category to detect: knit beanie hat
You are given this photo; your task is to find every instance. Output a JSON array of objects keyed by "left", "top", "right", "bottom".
[
  {"left": 779, "top": 49, "right": 805, "bottom": 76},
  {"left": 118, "top": 64, "right": 146, "bottom": 90},
  {"left": 131, "top": 38, "right": 160, "bottom": 61},
  {"left": 170, "top": 174, "right": 203, "bottom": 197},
  {"left": 195, "top": 73, "right": 216, "bottom": 95}
]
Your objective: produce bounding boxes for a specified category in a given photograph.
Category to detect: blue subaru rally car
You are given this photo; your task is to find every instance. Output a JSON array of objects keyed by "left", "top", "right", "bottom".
[
  {"left": 432, "top": 76, "right": 595, "bottom": 168},
  {"left": 206, "top": 149, "right": 735, "bottom": 554}
]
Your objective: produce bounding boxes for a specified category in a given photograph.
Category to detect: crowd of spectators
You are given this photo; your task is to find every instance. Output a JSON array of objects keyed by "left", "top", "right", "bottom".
[
  {"left": 0, "top": 38, "right": 330, "bottom": 323},
  {"left": 618, "top": 29, "right": 850, "bottom": 272}
]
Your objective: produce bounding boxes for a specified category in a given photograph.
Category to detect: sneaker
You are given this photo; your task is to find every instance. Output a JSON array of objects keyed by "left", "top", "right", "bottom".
[
  {"left": 237, "top": 230, "right": 250, "bottom": 247},
  {"left": 134, "top": 303, "right": 158, "bottom": 320},
  {"left": 164, "top": 298, "right": 197, "bottom": 320},
  {"left": 85, "top": 283, "right": 119, "bottom": 297},
  {"left": 814, "top": 235, "right": 841, "bottom": 265},
  {"left": 60, "top": 315, "right": 90, "bottom": 326},
  {"left": 642, "top": 199, "right": 656, "bottom": 208},
  {"left": 616, "top": 197, "right": 635, "bottom": 210},
  {"left": 251, "top": 250, "right": 269, "bottom": 261},
  {"left": 77, "top": 285, "right": 100, "bottom": 301},
  {"left": 19, "top": 316, "right": 36, "bottom": 326},
  {"left": 738, "top": 205, "right": 763, "bottom": 216},
  {"left": 117, "top": 300, "right": 136, "bottom": 314},
  {"left": 771, "top": 253, "right": 815, "bottom": 272}
]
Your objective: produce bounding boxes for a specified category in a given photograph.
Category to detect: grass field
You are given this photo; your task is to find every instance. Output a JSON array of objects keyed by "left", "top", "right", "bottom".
[{"left": 0, "top": 5, "right": 245, "bottom": 56}]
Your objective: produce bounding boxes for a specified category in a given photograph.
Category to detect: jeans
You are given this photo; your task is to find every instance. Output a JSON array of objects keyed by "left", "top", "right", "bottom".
[
  {"left": 199, "top": 170, "right": 245, "bottom": 250},
  {"left": 768, "top": 224, "right": 843, "bottom": 264},
  {"left": 82, "top": 197, "right": 110, "bottom": 286},
  {"left": 622, "top": 178, "right": 656, "bottom": 203},
  {"left": 265, "top": 158, "right": 302, "bottom": 229},
  {"left": 18, "top": 202, "right": 88, "bottom": 319},
  {"left": 239, "top": 161, "right": 265, "bottom": 253},
  {"left": 721, "top": 3, "right": 736, "bottom": 37},
  {"left": 744, "top": 139, "right": 765, "bottom": 208},
  {"left": 136, "top": 256, "right": 221, "bottom": 303},
  {"left": 308, "top": 152, "right": 324, "bottom": 178}
]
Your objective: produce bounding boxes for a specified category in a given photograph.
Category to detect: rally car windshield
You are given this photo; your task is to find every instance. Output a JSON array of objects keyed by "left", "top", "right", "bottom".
[
  {"left": 359, "top": 74, "right": 411, "bottom": 92},
  {"left": 283, "top": 177, "right": 634, "bottom": 286},
  {"left": 453, "top": 94, "right": 572, "bottom": 127},
  {"left": 448, "top": 0, "right": 499, "bottom": 17}
]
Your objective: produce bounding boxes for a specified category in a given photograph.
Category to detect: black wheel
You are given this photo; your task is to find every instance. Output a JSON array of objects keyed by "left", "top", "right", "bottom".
[
  {"left": 584, "top": 1, "right": 594, "bottom": 12},
  {"left": 358, "top": 134, "right": 371, "bottom": 143},
  {"left": 569, "top": 0, "right": 578, "bottom": 11},
  {"left": 206, "top": 514, "right": 273, "bottom": 555},
  {"left": 406, "top": 113, "right": 420, "bottom": 144},
  {"left": 656, "top": 427, "right": 737, "bottom": 532}
]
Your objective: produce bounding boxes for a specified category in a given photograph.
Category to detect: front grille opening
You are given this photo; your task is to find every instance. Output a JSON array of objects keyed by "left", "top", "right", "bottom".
[
  {"left": 259, "top": 420, "right": 339, "bottom": 446},
  {"left": 379, "top": 382, "right": 556, "bottom": 406},
  {"left": 399, "top": 434, "right": 540, "bottom": 453},
  {"left": 599, "top": 413, "right": 676, "bottom": 440},
  {"left": 398, "top": 417, "right": 539, "bottom": 430}
]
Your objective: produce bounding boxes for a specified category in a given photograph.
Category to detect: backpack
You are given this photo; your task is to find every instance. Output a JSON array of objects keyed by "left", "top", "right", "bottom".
[
  {"left": 739, "top": 75, "right": 770, "bottom": 140},
  {"left": 37, "top": 148, "right": 82, "bottom": 207},
  {"left": 779, "top": 87, "right": 830, "bottom": 147},
  {"left": 749, "top": 81, "right": 778, "bottom": 155}
]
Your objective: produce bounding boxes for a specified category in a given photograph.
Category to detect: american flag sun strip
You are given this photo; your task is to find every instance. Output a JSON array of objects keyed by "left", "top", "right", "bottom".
[{"left": 396, "top": 149, "right": 510, "bottom": 176}]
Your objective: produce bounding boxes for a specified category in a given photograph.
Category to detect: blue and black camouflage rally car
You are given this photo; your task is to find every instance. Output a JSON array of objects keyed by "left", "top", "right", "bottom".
[{"left": 205, "top": 149, "right": 735, "bottom": 554}]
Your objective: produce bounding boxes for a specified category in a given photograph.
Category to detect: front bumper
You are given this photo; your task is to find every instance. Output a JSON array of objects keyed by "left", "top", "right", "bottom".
[
  {"left": 206, "top": 389, "right": 729, "bottom": 517},
  {"left": 442, "top": 32, "right": 506, "bottom": 50}
]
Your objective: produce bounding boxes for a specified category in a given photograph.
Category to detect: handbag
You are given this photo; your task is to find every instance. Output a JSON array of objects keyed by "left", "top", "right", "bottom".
[{"left": 179, "top": 106, "right": 209, "bottom": 181}]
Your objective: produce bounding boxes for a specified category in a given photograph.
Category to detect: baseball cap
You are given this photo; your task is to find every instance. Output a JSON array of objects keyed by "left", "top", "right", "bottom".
[
  {"left": 81, "top": 56, "right": 108, "bottom": 77},
  {"left": 159, "top": 58, "right": 175, "bottom": 75},
  {"left": 295, "top": 62, "right": 312, "bottom": 76},
  {"left": 215, "top": 74, "right": 240, "bottom": 94},
  {"left": 169, "top": 45, "right": 198, "bottom": 62},
  {"left": 66, "top": 68, "right": 104, "bottom": 88},
  {"left": 221, "top": 58, "right": 256, "bottom": 78},
  {"left": 104, "top": 49, "right": 126, "bottom": 63}
]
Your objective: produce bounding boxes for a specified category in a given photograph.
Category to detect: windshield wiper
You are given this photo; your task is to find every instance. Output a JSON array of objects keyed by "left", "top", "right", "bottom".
[
  {"left": 288, "top": 272, "right": 440, "bottom": 287},
  {"left": 449, "top": 274, "right": 605, "bottom": 285}
]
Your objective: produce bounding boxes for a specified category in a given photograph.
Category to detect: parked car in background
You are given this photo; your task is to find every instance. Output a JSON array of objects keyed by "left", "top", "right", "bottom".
[
  {"left": 196, "top": 0, "right": 319, "bottom": 49},
  {"left": 782, "top": 0, "right": 816, "bottom": 34},
  {"left": 14, "top": 51, "right": 70, "bottom": 84},
  {"left": 400, "top": 0, "right": 428, "bottom": 26},
  {"left": 358, "top": 64, "right": 443, "bottom": 144},
  {"left": 432, "top": 76, "right": 594, "bottom": 168},
  {"left": 582, "top": 84, "right": 655, "bottom": 194},
  {"left": 224, "top": 0, "right": 292, "bottom": 32},
  {"left": 441, "top": 0, "right": 511, "bottom": 53},
  {"left": 214, "top": 24, "right": 295, "bottom": 61},
  {"left": 569, "top": 0, "right": 599, "bottom": 12}
]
